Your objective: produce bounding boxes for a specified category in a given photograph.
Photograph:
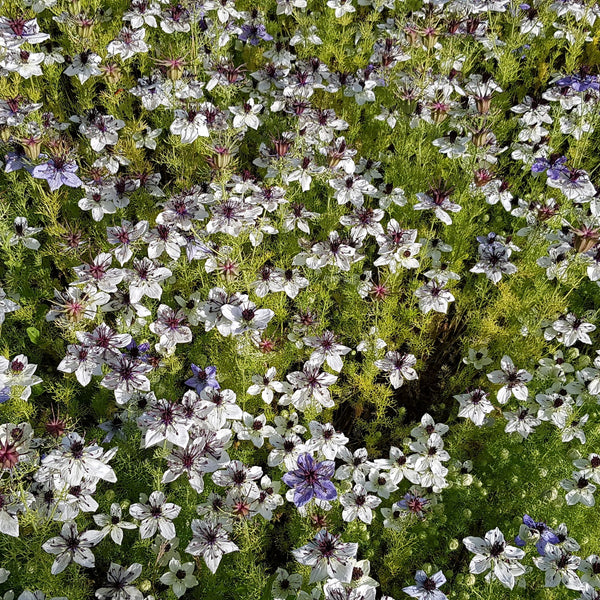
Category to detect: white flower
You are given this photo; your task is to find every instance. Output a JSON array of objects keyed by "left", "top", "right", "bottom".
[
  {"left": 561, "top": 472, "right": 596, "bottom": 506},
  {"left": 303, "top": 331, "right": 351, "bottom": 372},
  {"left": 487, "top": 356, "right": 532, "bottom": 404},
  {"left": 40, "top": 432, "right": 117, "bottom": 487},
  {"left": 340, "top": 484, "right": 381, "bottom": 523},
  {"left": 185, "top": 517, "right": 239, "bottom": 574},
  {"left": 10, "top": 217, "right": 42, "bottom": 250},
  {"left": 463, "top": 528, "right": 526, "bottom": 589},
  {"left": 93, "top": 503, "right": 137, "bottom": 545},
  {"left": 170, "top": 109, "right": 209, "bottom": 143},
  {"left": 292, "top": 529, "right": 358, "bottom": 584},
  {"left": 64, "top": 51, "right": 102, "bottom": 83},
  {"left": 455, "top": 388, "right": 494, "bottom": 426},
  {"left": 95, "top": 563, "right": 143, "bottom": 600},
  {"left": 230, "top": 98, "right": 263, "bottom": 130},
  {"left": 0, "top": 288, "right": 19, "bottom": 325},
  {"left": 307, "top": 421, "right": 349, "bottom": 460},
  {"left": 247, "top": 367, "right": 284, "bottom": 404},
  {"left": 552, "top": 313, "right": 595, "bottom": 346},
  {"left": 159, "top": 558, "right": 198, "bottom": 598},
  {"left": 272, "top": 568, "right": 303, "bottom": 600},
  {"left": 129, "top": 491, "right": 181, "bottom": 540},
  {"left": 374, "top": 351, "right": 418, "bottom": 389},
  {"left": 414, "top": 281, "right": 455, "bottom": 314},
  {"left": 326, "top": 0, "right": 355, "bottom": 17},
  {"left": 285, "top": 362, "right": 338, "bottom": 413},
  {"left": 42, "top": 522, "right": 104, "bottom": 575},
  {"left": 503, "top": 406, "right": 541, "bottom": 439},
  {"left": 221, "top": 301, "right": 274, "bottom": 337},
  {"left": 533, "top": 544, "right": 583, "bottom": 590},
  {"left": 107, "top": 27, "right": 149, "bottom": 60},
  {"left": 133, "top": 127, "right": 162, "bottom": 150}
]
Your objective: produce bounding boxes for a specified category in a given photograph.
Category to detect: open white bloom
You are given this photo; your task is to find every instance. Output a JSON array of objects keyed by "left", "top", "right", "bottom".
[
  {"left": 561, "top": 472, "right": 596, "bottom": 506},
  {"left": 487, "top": 356, "right": 532, "bottom": 404},
  {"left": 307, "top": 421, "right": 348, "bottom": 460},
  {"left": 129, "top": 491, "right": 181, "bottom": 540},
  {"left": 221, "top": 301, "right": 274, "bottom": 337},
  {"left": 303, "top": 330, "right": 351, "bottom": 372},
  {"left": 159, "top": 558, "right": 198, "bottom": 598},
  {"left": 463, "top": 527, "right": 526, "bottom": 589},
  {"left": 340, "top": 484, "right": 381, "bottom": 523},
  {"left": 10, "top": 217, "right": 42, "bottom": 250},
  {"left": 95, "top": 563, "right": 143, "bottom": 600},
  {"left": 292, "top": 529, "right": 358, "bottom": 584},
  {"left": 374, "top": 351, "right": 418, "bottom": 389},
  {"left": 42, "top": 522, "right": 104, "bottom": 575},
  {"left": 552, "top": 313, "right": 595, "bottom": 346},
  {"left": 185, "top": 517, "right": 239, "bottom": 573},
  {"left": 455, "top": 388, "right": 494, "bottom": 426},
  {"left": 414, "top": 281, "right": 455, "bottom": 314},
  {"left": 40, "top": 432, "right": 117, "bottom": 487},
  {"left": 247, "top": 367, "right": 284, "bottom": 404},
  {"left": 533, "top": 544, "right": 583, "bottom": 590},
  {"left": 285, "top": 362, "right": 338, "bottom": 412},
  {"left": 93, "top": 503, "right": 137, "bottom": 545}
]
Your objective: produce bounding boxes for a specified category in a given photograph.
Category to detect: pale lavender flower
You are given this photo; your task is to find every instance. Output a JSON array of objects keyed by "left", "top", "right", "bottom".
[
  {"left": 31, "top": 158, "right": 82, "bottom": 192},
  {"left": 403, "top": 570, "right": 448, "bottom": 600}
]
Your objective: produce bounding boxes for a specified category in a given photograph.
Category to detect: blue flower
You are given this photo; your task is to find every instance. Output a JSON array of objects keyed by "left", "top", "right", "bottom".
[
  {"left": 0, "top": 386, "right": 10, "bottom": 404},
  {"left": 239, "top": 24, "right": 273, "bottom": 46},
  {"left": 185, "top": 364, "right": 220, "bottom": 394},
  {"left": 282, "top": 453, "right": 337, "bottom": 507},
  {"left": 514, "top": 514, "right": 560, "bottom": 555}
]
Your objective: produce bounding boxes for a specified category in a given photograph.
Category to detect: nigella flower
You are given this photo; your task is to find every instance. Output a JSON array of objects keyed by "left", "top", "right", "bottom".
[
  {"left": 292, "top": 528, "right": 358, "bottom": 584},
  {"left": 129, "top": 491, "right": 181, "bottom": 540},
  {"left": 403, "top": 570, "right": 448, "bottom": 600},
  {"left": 397, "top": 491, "right": 430, "bottom": 518},
  {"left": 239, "top": 23, "right": 273, "bottom": 45},
  {"left": 515, "top": 515, "right": 560, "bottom": 555},
  {"left": 282, "top": 453, "right": 337, "bottom": 507},
  {"left": 463, "top": 527, "right": 526, "bottom": 589},
  {"left": 31, "top": 156, "right": 82, "bottom": 192},
  {"left": 185, "top": 517, "right": 239, "bottom": 574},
  {"left": 42, "top": 521, "right": 104, "bottom": 575},
  {"left": 185, "top": 364, "right": 219, "bottom": 394},
  {"left": 95, "top": 563, "right": 143, "bottom": 600}
]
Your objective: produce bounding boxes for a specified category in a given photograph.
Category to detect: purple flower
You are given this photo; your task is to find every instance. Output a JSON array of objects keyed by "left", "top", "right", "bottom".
[
  {"left": 31, "top": 158, "right": 82, "bottom": 191},
  {"left": 185, "top": 364, "right": 220, "bottom": 394},
  {"left": 124, "top": 339, "right": 151, "bottom": 362},
  {"left": 514, "top": 514, "right": 560, "bottom": 555},
  {"left": 5, "top": 151, "right": 36, "bottom": 174},
  {"left": 0, "top": 386, "right": 10, "bottom": 404},
  {"left": 238, "top": 24, "right": 273, "bottom": 46},
  {"left": 282, "top": 452, "right": 337, "bottom": 507},
  {"left": 556, "top": 74, "right": 600, "bottom": 92},
  {"left": 398, "top": 492, "right": 430, "bottom": 518}
]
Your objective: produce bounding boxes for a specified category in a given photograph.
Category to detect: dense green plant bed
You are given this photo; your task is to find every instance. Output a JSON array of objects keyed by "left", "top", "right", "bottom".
[{"left": 1, "top": 0, "right": 600, "bottom": 598}]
